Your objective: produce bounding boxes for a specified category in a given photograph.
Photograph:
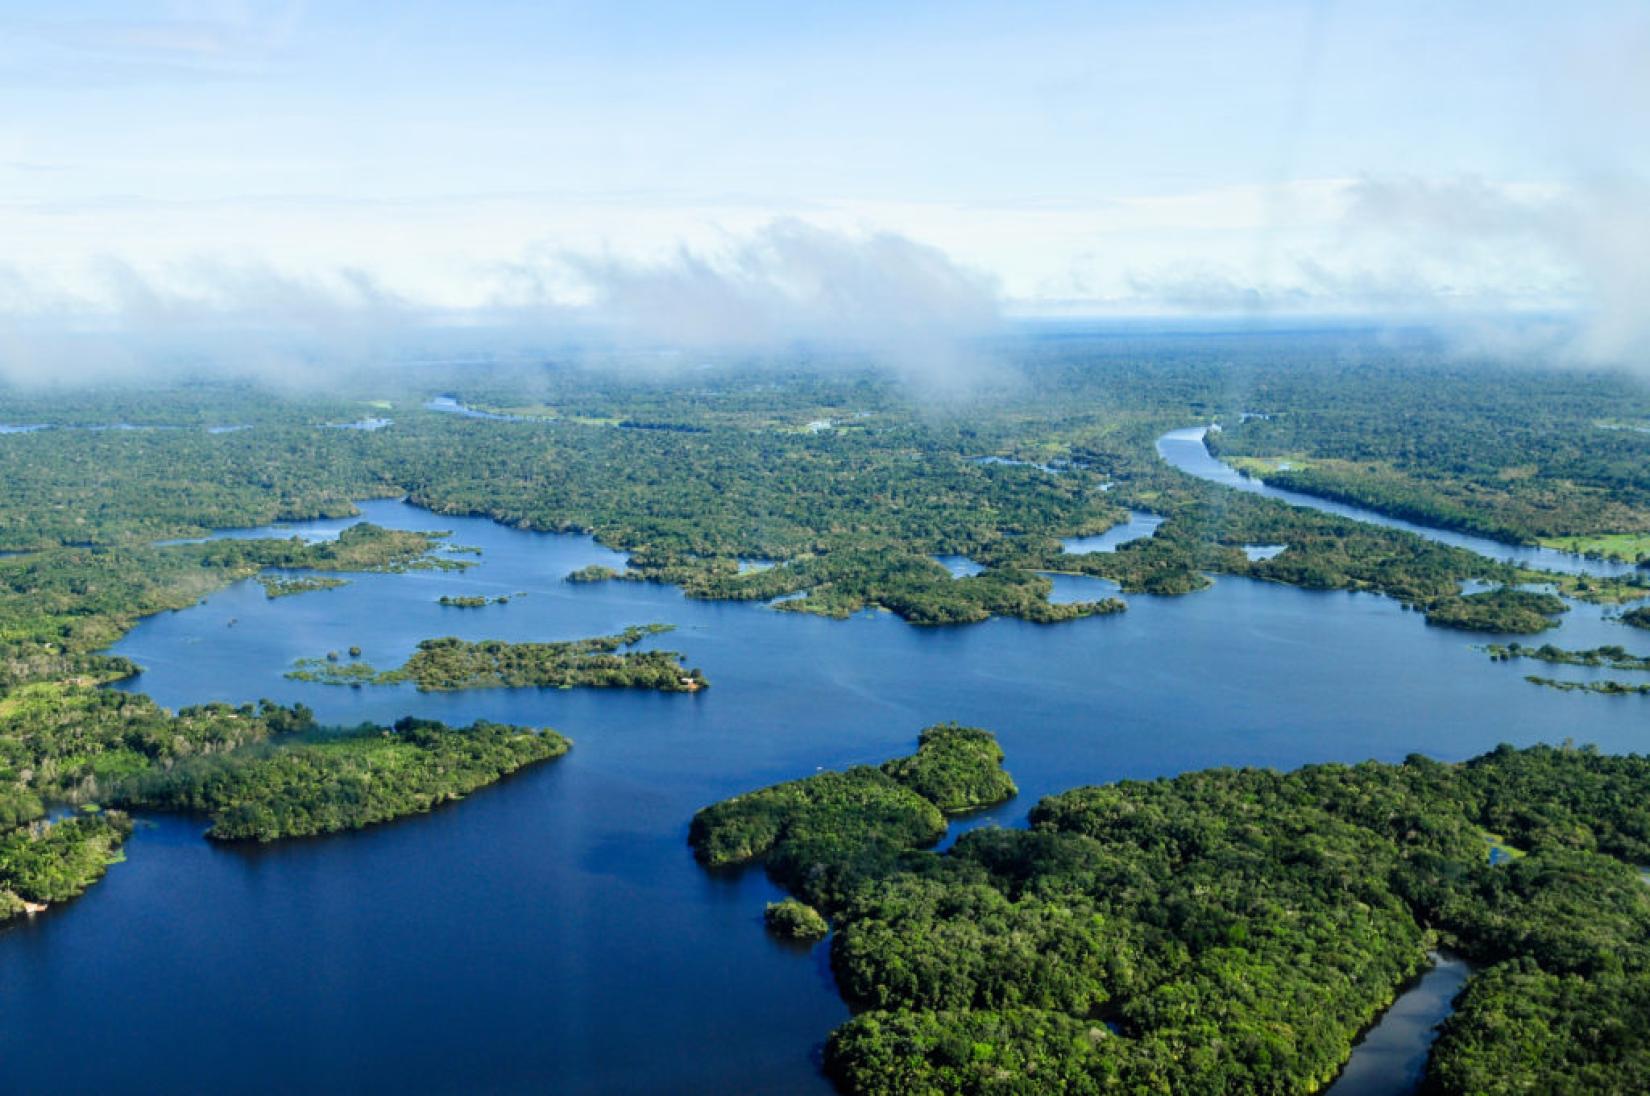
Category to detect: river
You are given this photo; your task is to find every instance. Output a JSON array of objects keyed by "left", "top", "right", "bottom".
[
  {"left": 2, "top": 484, "right": 1647, "bottom": 1090},
  {"left": 1327, "top": 954, "right": 1472, "bottom": 1096},
  {"left": 1157, "top": 426, "right": 1641, "bottom": 578}
]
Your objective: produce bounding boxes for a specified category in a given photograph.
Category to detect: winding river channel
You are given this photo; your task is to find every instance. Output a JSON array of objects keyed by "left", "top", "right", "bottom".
[
  {"left": 1157, "top": 426, "right": 1641, "bottom": 578},
  {"left": 1, "top": 425, "right": 1646, "bottom": 1092}
]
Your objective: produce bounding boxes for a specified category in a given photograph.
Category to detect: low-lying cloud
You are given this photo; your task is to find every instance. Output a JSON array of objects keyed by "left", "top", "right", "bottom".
[
  {"left": 1342, "top": 175, "right": 1650, "bottom": 367},
  {"left": 0, "top": 221, "right": 1005, "bottom": 393}
]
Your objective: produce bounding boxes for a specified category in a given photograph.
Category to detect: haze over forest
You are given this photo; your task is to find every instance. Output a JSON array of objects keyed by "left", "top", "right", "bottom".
[{"left": 2, "top": 1, "right": 1648, "bottom": 386}]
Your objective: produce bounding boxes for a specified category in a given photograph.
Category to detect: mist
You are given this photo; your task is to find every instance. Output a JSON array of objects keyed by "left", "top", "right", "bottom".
[
  {"left": 0, "top": 222, "right": 1005, "bottom": 395},
  {"left": 1341, "top": 176, "right": 1650, "bottom": 370}
]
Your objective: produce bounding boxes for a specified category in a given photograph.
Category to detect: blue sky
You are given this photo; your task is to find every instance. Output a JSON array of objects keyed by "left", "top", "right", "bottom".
[{"left": 1, "top": 2, "right": 1647, "bottom": 357}]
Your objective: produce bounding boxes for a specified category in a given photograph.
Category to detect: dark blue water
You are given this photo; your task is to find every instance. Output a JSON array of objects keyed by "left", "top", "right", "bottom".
[
  {"left": 1327, "top": 954, "right": 1472, "bottom": 1095},
  {"left": 3, "top": 497, "right": 1648, "bottom": 1093},
  {"left": 1160, "top": 427, "right": 1641, "bottom": 578}
]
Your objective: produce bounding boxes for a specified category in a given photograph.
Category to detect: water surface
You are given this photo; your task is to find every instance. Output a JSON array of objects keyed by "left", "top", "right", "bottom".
[
  {"left": 1328, "top": 954, "right": 1472, "bottom": 1096},
  {"left": 3, "top": 498, "right": 1647, "bottom": 1093},
  {"left": 1158, "top": 427, "right": 1639, "bottom": 578}
]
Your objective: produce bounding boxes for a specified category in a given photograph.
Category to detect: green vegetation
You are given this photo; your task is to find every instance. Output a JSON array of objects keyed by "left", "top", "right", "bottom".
[
  {"left": 1525, "top": 675, "right": 1650, "bottom": 696},
  {"left": 689, "top": 723, "right": 1015, "bottom": 911},
  {"left": 1206, "top": 358, "right": 1650, "bottom": 548},
  {"left": 117, "top": 717, "right": 569, "bottom": 841},
  {"left": 437, "top": 593, "right": 518, "bottom": 607},
  {"left": 1622, "top": 606, "right": 1650, "bottom": 630},
  {"left": 696, "top": 735, "right": 1650, "bottom": 1095},
  {"left": 287, "top": 626, "right": 705, "bottom": 692},
  {"left": 877, "top": 723, "right": 1018, "bottom": 813},
  {"left": 766, "top": 897, "right": 830, "bottom": 940},
  {"left": 0, "top": 810, "right": 132, "bottom": 919},
  {"left": 1421, "top": 588, "right": 1568, "bottom": 634},
  {"left": 1540, "top": 531, "right": 1650, "bottom": 564},
  {"left": 0, "top": 685, "right": 318, "bottom": 806},
  {"left": 1487, "top": 642, "right": 1650, "bottom": 671},
  {"left": 3, "top": 339, "right": 1650, "bottom": 919},
  {"left": 258, "top": 575, "right": 351, "bottom": 598}
]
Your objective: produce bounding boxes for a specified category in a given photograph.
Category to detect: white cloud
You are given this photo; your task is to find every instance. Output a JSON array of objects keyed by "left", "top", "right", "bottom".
[{"left": 0, "top": 221, "right": 1005, "bottom": 392}]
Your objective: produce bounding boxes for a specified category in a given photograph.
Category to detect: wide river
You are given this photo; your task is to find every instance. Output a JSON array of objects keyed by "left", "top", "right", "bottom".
[{"left": 2, "top": 433, "right": 1647, "bottom": 1093}]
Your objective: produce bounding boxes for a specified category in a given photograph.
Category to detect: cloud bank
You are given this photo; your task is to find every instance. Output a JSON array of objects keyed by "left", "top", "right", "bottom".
[{"left": 0, "top": 221, "right": 1004, "bottom": 391}]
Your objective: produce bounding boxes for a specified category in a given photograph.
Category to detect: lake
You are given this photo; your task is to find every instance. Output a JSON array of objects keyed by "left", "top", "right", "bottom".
[{"left": 2, "top": 490, "right": 1647, "bottom": 1093}]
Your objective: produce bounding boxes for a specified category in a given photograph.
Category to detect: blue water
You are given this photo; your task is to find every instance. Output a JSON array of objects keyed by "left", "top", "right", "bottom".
[
  {"left": 933, "top": 554, "right": 986, "bottom": 578},
  {"left": 1061, "top": 510, "right": 1164, "bottom": 555},
  {"left": 424, "top": 395, "right": 530, "bottom": 422},
  {"left": 1160, "top": 427, "right": 1642, "bottom": 578},
  {"left": 4, "top": 490, "right": 1649, "bottom": 1093},
  {"left": 1326, "top": 954, "right": 1472, "bottom": 1096}
]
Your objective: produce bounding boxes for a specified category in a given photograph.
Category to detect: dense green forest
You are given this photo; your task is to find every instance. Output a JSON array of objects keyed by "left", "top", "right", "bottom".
[
  {"left": 286, "top": 625, "right": 705, "bottom": 691},
  {"left": 0, "top": 810, "right": 132, "bottom": 917},
  {"left": 117, "top": 717, "right": 569, "bottom": 841},
  {"left": 694, "top": 733, "right": 1650, "bottom": 1094},
  {"left": 1203, "top": 356, "right": 1650, "bottom": 552},
  {"left": 3, "top": 334, "right": 1650, "bottom": 951}
]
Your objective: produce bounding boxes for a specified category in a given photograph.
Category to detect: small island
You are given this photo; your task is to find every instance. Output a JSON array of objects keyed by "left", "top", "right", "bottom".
[
  {"left": 258, "top": 575, "right": 351, "bottom": 599},
  {"left": 1524, "top": 675, "right": 1650, "bottom": 696},
  {"left": 766, "top": 898, "right": 830, "bottom": 940},
  {"left": 1423, "top": 587, "right": 1567, "bottom": 633},
  {"left": 287, "top": 625, "right": 707, "bottom": 692},
  {"left": 437, "top": 592, "right": 522, "bottom": 607}
]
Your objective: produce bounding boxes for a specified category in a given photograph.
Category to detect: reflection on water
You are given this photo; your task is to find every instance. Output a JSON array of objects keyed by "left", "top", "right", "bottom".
[
  {"left": 3, "top": 499, "right": 1646, "bottom": 1092},
  {"left": 1158, "top": 426, "right": 1640, "bottom": 579},
  {"left": 1061, "top": 510, "right": 1163, "bottom": 554},
  {"left": 1327, "top": 954, "right": 1471, "bottom": 1096}
]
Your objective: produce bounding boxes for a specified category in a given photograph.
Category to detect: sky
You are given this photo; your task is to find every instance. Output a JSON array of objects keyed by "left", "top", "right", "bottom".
[{"left": 1, "top": 1, "right": 1647, "bottom": 373}]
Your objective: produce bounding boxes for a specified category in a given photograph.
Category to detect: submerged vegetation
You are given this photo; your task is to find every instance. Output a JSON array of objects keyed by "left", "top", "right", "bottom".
[
  {"left": 437, "top": 592, "right": 521, "bottom": 607},
  {"left": 1524, "top": 675, "right": 1650, "bottom": 696},
  {"left": 1486, "top": 642, "right": 1650, "bottom": 671},
  {"left": 287, "top": 625, "right": 705, "bottom": 692},
  {"left": 1621, "top": 606, "right": 1650, "bottom": 630},
  {"left": 695, "top": 732, "right": 1650, "bottom": 1094}
]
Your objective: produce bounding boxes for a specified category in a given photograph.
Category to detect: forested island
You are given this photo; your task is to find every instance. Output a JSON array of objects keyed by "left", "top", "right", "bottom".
[
  {"left": 3, "top": 346, "right": 1650, "bottom": 1085},
  {"left": 117, "top": 717, "right": 569, "bottom": 841},
  {"left": 694, "top": 731, "right": 1650, "bottom": 1094},
  {"left": 259, "top": 575, "right": 351, "bottom": 598},
  {"left": 0, "top": 678, "right": 569, "bottom": 908},
  {"left": 287, "top": 625, "right": 706, "bottom": 692}
]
